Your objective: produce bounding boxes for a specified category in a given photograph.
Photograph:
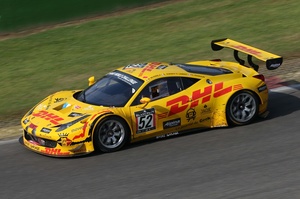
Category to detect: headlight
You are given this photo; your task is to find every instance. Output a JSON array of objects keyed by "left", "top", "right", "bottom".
[
  {"left": 56, "top": 115, "right": 89, "bottom": 132},
  {"left": 23, "top": 118, "right": 30, "bottom": 125}
]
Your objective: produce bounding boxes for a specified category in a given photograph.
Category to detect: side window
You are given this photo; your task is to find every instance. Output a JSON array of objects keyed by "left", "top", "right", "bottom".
[
  {"left": 181, "top": 77, "right": 199, "bottom": 89},
  {"left": 131, "top": 77, "right": 183, "bottom": 106}
]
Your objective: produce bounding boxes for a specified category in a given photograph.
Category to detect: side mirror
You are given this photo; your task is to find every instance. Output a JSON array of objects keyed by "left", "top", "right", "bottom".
[
  {"left": 140, "top": 97, "right": 151, "bottom": 108},
  {"left": 88, "top": 76, "right": 95, "bottom": 86}
]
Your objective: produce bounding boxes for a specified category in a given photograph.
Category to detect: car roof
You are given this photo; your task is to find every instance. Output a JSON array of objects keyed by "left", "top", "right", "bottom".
[{"left": 117, "top": 62, "right": 233, "bottom": 80}]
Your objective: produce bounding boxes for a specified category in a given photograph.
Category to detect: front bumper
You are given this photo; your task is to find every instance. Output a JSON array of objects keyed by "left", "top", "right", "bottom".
[{"left": 22, "top": 130, "right": 93, "bottom": 157}]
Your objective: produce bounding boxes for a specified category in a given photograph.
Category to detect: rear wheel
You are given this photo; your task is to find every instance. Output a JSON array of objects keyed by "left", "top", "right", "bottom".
[
  {"left": 93, "top": 116, "right": 129, "bottom": 153},
  {"left": 226, "top": 91, "right": 258, "bottom": 126}
]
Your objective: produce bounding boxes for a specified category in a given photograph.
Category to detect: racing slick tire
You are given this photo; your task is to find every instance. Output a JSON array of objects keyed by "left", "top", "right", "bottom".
[
  {"left": 93, "top": 116, "right": 129, "bottom": 153},
  {"left": 226, "top": 90, "right": 259, "bottom": 126}
]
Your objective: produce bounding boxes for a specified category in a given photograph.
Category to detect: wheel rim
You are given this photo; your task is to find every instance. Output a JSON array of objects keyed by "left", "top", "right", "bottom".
[
  {"left": 229, "top": 93, "right": 257, "bottom": 123},
  {"left": 97, "top": 120, "right": 125, "bottom": 149}
]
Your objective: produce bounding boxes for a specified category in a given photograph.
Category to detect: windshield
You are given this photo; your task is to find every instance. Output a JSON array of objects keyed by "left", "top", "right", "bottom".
[{"left": 77, "top": 71, "right": 143, "bottom": 106}]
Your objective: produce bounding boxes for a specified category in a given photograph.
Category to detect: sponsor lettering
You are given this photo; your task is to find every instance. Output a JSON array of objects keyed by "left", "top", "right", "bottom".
[
  {"left": 71, "top": 126, "right": 83, "bottom": 132},
  {"left": 25, "top": 140, "right": 40, "bottom": 150},
  {"left": 167, "top": 82, "right": 234, "bottom": 116},
  {"left": 54, "top": 98, "right": 66, "bottom": 103},
  {"left": 269, "top": 63, "right": 281, "bottom": 68},
  {"left": 123, "top": 63, "right": 146, "bottom": 69},
  {"left": 32, "top": 110, "right": 64, "bottom": 125},
  {"left": 138, "top": 62, "right": 161, "bottom": 77},
  {"left": 41, "top": 148, "right": 70, "bottom": 156},
  {"left": 163, "top": 118, "right": 181, "bottom": 129},
  {"left": 41, "top": 127, "right": 51, "bottom": 133},
  {"left": 199, "top": 117, "right": 210, "bottom": 123},
  {"left": 109, "top": 72, "right": 138, "bottom": 85},
  {"left": 233, "top": 45, "right": 261, "bottom": 56},
  {"left": 46, "top": 95, "right": 54, "bottom": 110},
  {"left": 156, "top": 132, "right": 179, "bottom": 139}
]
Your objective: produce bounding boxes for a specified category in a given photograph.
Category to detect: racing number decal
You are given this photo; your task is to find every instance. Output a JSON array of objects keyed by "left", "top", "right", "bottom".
[{"left": 135, "top": 108, "right": 156, "bottom": 134}]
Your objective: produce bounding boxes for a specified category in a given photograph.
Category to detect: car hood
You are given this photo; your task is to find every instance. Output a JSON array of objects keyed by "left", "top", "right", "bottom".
[{"left": 27, "top": 90, "right": 111, "bottom": 127}]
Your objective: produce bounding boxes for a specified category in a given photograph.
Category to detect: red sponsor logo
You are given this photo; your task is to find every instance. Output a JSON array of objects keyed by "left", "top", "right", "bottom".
[
  {"left": 139, "top": 62, "right": 161, "bottom": 77},
  {"left": 41, "top": 148, "right": 70, "bottom": 156},
  {"left": 233, "top": 45, "right": 261, "bottom": 56},
  {"left": 167, "top": 82, "right": 241, "bottom": 116},
  {"left": 29, "top": 123, "right": 37, "bottom": 129},
  {"left": 32, "top": 110, "right": 64, "bottom": 125}
]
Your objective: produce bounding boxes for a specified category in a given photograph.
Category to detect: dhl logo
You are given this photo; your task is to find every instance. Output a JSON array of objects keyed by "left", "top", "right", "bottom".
[
  {"left": 32, "top": 110, "right": 64, "bottom": 125},
  {"left": 233, "top": 45, "right": 261, "bottom": 57},
  {"left": 167, "top": 82, "right": 242, "bottom": 116},
  {"left": 139, "top": 62, "right": 161, "bottom": 77},
  {"left": 41, "top": 148, "right": 70, "bottom": 155}
]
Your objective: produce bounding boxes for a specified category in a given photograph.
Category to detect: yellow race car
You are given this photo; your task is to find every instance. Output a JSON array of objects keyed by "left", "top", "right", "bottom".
[{"left": 21, "top": 38, "right": 282, "bottom": 157}]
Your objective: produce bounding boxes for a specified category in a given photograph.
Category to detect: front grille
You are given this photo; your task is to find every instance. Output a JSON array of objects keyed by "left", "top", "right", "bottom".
[{"left": 24, "top": 130, "right": 57, "bottom": 148}]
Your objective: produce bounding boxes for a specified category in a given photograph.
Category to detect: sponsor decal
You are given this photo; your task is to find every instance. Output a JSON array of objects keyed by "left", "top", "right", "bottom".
[
  {"left": 156, "top": 65, "right": 168, "bottom": 70},
  {"left": 156, "top": 132, "right": 179, "bottom": 139},
  {"left": 62, "top": 103, "right": 71, "bottom": 109},
  {"left": 157, "top": 112, "right": 168, "bottom": 119},
  {"left": 109, "top": 71, "right": 138, "bottom": 85},
  {"left": 29, "top": 123, "right": 37, "bottom": 130},
  {"left": 58, "top": 132, "right": 69, "bottom": 137},
  {"left": 269, "top": 63, "right": 281, "bottom": 68},
  {"left": 32, "top": 110, "right": 64, "bottom": 125},
  {"left": 138, "top": 62, "right": 161, "bottom": 77},
  {"left": 199, "top": 117, "right": 210, "bottom": 123},
  {"left": 167, "top": 82, "right": 235, "bottom": 116},
  {"left": 123, "top": 63, "right": 147, "bottom": 69},
  {"left": 41, "top": 127, "right": 51, "bottom": 133},
  {"left": 74, "top": 105, "right": 81, "bottom": 109},
  {"left": 258, "top": 85, "right": 267, "bottom": 92},
  {"left": 28, "top": 123, "right": 37, "bottom": 135},
  {"left": 233, "top": 84, "right": 243, "bottom": 91},
  {"left": 24, "top": 140, "right": 40, "bottom": 150},
  {"left": 83, "top": 105, "right": 94, "bottom": 111},
  {"left": 54, "top": 98, "right": 66, "bottom": 103},
  {"left": 135, "top": 108, "right": 156, "bottom": 134},
  {"left": 71, "top": 126, "right": 83, "bottom": 132},
  {"left": 57, "top": 133, "right": 72, "bottom": 147},
  {"left": 232, "top": 45, "right": 261, "bottom": 57},
  {"left": 201, "top": 105, "right": 211, "bottom": 114},
  {"left": 46, "top": 95, "right": 54, "bottom": 110},
  {"left": 186, "top": 108, "right": 196, "bottom": 122},
  {"left": 41, "top": 148, "right": 70, "bottom": 156},
  {"left": 163, "top": 118, "right": 181, "bottom": 129},
  {"left": 57, "top": 137, "right": 72, "bottom": 147}
]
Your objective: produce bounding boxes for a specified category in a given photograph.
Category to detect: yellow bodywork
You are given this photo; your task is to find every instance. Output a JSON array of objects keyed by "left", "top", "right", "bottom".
[{"left": 21, "top": 39, "right": 277, "bottom": 157}]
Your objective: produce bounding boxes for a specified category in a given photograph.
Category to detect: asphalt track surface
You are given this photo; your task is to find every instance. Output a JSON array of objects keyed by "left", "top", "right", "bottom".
[{"left": 1, "top": 85, "right": 300, "bottom": 199}]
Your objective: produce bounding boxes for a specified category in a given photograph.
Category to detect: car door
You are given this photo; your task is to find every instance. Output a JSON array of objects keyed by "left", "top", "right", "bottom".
[{"left": 129, "top": 77, "right": 189, "bottom": 139}]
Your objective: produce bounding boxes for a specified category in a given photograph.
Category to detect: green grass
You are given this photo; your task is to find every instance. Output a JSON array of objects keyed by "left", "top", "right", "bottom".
[
  {"left": 0, "top": 0, "right": 168, "bottom": 32},
  {"left": 0, "top": 0, "right": 300, "bottom": 123}
]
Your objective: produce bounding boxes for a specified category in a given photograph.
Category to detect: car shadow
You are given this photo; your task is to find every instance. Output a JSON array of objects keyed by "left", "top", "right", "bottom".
[{"left": 265, "top": 88, "right": 300, "bottom": 119}]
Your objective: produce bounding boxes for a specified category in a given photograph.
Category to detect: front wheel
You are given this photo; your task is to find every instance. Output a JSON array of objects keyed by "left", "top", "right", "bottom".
[
  {"left": 93, "top": 116, "right": 129, "bottom": 153},
  {"left": 226, "top": 91, "right": 259, "bottom": 126}
]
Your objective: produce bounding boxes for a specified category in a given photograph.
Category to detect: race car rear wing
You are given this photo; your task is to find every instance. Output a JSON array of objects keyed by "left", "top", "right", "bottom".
[{"left": 211, "top": 38, "right": 283, "bottom": 71}]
